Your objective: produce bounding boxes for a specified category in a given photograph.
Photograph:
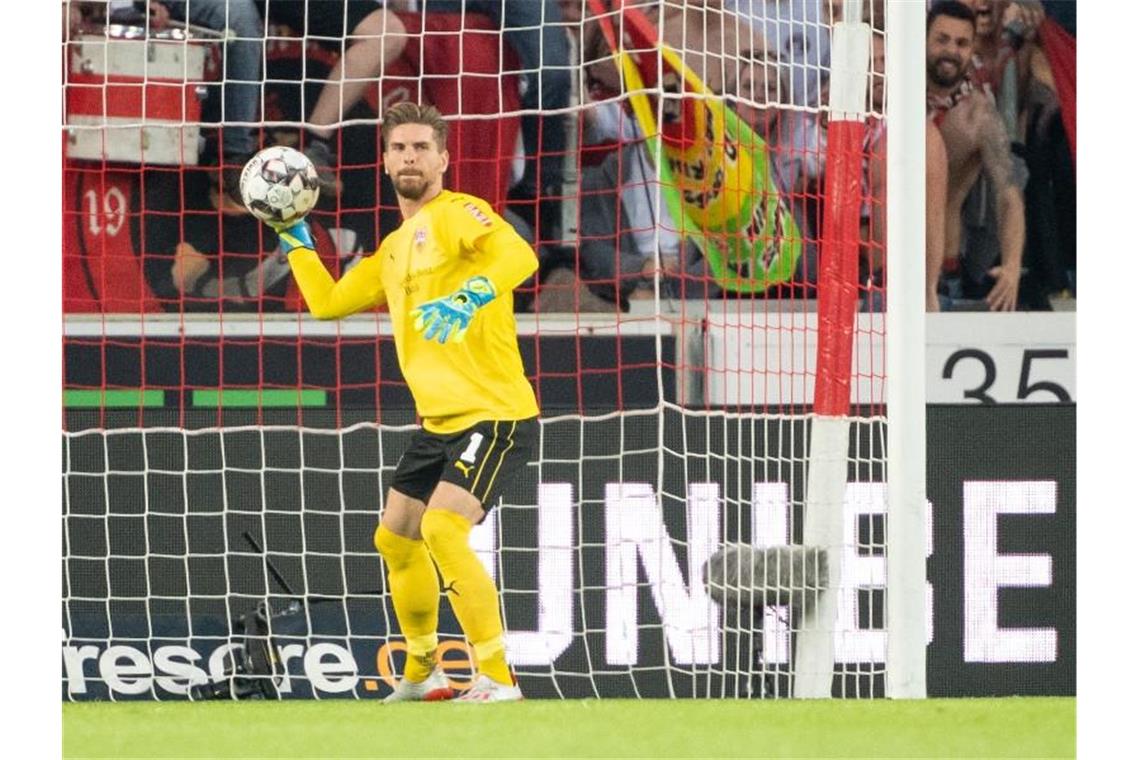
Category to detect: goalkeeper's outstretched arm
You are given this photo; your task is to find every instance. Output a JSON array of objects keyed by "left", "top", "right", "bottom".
[{"left": 276, "top": 220, "right": 387, "bottom": 319}]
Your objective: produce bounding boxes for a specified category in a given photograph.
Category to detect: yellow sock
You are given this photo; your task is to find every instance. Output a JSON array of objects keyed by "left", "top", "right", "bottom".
[
  {"left": 420, "top": 509, "right": 513, "bottom": 686},
  {"left": 374, "top": 524, "right": 440, "bottom": 682},
  {"left": 473, "top": 640, "right": 512, "bottom": 687}
]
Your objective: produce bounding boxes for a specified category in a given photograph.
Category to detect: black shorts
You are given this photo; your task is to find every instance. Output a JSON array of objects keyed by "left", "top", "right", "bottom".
[
  {"left": 390, "top": 418, "right": 538, "bottom": 509},
  {"left": 261, "top": 1, "right": 382, "bottom": 45}
]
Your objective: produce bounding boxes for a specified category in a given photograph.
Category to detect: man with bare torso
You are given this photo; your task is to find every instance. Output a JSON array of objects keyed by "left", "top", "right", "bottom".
[{"left": 927, "top": 0, "right": 1025, "bottom": 311}]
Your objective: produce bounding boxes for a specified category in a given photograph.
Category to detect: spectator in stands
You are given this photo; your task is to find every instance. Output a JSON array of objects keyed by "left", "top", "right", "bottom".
[
  {"left": 145, "top": 1, "right": 264, "bottom": 186},
  {"left": 822, "top": 0, "right": 885, "bottom": 25},
  {"left": 840, "top": 2, "right": 950, "bottom": 313},
  {"left": 144, "top": 170, "right": 295, "bottom": 311},
  {"left": 927, "top": 0, "right": 1025, "bottom": 311},
  {"left": 854, "top": 14, "right": 915, "bottom": 311},
  {"left": 575, "top": 100, "right": 688, "bottom": 307},
  {"left": 574, "top": 0, "right": 781, "bottom": 304},
  {"left": 729, "top": 48, "right": 823, "bottom": 298},
  {"left": 528, "top": 1, "right": 655, "bottom": 307},
  {"left": 259, "top": 1, "right": 411, "bottom": 193},
  {"left": 962, "top": 0, "right": 1048, "bottom": 119},
  {"left": 730, "top": 47, "right": 783, "bottom": 138},
  {"left": 141, "top": 169, "right": 344, "bottom": 312},
  {"left": 773, "top": 71, "right": 827, "bottom": 202},
  {"left": 725, "top": 0, "right": 830, "bottom": 108},
  {"left": 1021, "top": 3, "right": 1076, "bottom": 301},
  {"left": 582, "top": 0, "right": 770, "bottom": 101},
  {"left": 963, "top": 0, "right": 1075, "bottom": 304},
  {"left": 423, "top": 0, "right": 572, "bottom": 245}
]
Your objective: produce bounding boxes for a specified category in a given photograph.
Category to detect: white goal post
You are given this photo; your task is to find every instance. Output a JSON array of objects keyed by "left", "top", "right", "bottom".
[{"left": 884, "top": 0, "right": 929, "bottom": 700}]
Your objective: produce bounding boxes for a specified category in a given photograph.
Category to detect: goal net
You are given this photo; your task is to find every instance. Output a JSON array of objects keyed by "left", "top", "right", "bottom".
[{"left": 62, "top": 0, "right": 926, "bottom": 700}]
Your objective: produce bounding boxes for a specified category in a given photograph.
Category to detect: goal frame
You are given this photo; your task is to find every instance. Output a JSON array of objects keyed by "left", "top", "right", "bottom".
[{"left": 884, "top": 0, "right": 928, "bottom": 699}]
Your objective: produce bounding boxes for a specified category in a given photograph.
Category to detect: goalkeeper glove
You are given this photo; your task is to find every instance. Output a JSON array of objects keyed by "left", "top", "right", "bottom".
[
  {"left": 410, "top": 275, "right": 497, "bottom": 344},
  {"left": 269, "top": 218, "right": 316, "bottom": 255}
]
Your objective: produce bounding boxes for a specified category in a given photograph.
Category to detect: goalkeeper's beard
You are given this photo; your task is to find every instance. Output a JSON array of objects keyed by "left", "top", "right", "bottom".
[{"left": 394, "top": 173, "right": 431, "bottom": 201}]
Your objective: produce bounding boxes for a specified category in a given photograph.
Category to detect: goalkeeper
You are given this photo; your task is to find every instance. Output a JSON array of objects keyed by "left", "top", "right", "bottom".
[{"left": 274, "top": 102, "right": 538, "bottom": 703}]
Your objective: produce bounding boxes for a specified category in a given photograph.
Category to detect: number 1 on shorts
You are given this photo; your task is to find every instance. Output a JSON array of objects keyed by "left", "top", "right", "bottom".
[{"left": 459, "top": 432, "right": 485, "bottom": 464}]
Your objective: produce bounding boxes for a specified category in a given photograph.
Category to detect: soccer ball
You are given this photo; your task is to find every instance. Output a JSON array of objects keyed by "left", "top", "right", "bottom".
[{"left": 239, "top": 146, "right": 320, "bottom": 225}]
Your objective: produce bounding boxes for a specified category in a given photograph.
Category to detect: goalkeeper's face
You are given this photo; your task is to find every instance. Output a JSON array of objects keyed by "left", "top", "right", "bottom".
[{"left": 384, "top": 123, "right": 450, "bottom": 202}]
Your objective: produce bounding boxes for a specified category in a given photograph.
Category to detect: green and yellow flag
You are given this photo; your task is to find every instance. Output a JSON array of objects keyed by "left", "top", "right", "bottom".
[{"left": 602, "top": 7, "right": 803, "bottom": 292}]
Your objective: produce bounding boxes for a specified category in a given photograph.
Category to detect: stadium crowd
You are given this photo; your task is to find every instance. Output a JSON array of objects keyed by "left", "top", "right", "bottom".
[{"left": 62, "top": 0, "right": 1076, "bottom": 314}]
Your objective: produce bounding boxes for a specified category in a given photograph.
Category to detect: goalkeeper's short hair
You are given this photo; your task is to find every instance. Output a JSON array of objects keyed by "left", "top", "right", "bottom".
[{"left": 382, "top": 102, "right": 450, "bottom": 152}]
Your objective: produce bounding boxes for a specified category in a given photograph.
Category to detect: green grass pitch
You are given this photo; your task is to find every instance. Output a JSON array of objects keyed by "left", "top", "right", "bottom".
[{"left": 64, "top": 697, "right": 1074, "bottom": 758}]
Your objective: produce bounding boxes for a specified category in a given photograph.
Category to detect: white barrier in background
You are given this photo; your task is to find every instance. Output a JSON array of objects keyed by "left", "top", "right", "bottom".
[{"left": 705, "top": 312, "right": 1075, "bottom": 406}]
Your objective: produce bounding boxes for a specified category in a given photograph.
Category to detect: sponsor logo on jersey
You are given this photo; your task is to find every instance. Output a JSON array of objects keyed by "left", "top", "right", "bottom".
[{"left": 463, "top": 202, "right": 492, "bottom": 227}]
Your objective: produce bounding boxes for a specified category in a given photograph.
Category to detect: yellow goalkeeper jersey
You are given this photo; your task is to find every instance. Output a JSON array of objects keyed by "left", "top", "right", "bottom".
[{"left": 287, "top": 190, "right": 539, "bottom": 433}]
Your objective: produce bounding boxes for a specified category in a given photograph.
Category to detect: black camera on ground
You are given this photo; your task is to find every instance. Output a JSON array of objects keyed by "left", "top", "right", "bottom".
[{"left": 189, "top": 599, "right": 301, "bottom": 701}]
